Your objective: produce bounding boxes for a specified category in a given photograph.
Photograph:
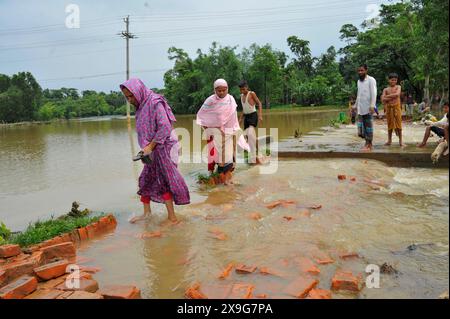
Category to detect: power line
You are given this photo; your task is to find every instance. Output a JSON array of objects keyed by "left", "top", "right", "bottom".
[
  {"left": 1, "top": 12, "right": 367, "bottom": 52},
  {"left": 39, "top": 68, "right": 167, "bottom": 82}
]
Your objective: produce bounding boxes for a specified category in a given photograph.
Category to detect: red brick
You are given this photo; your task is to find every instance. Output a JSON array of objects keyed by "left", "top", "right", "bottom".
[
  {"left": 69, "top": 230, "right": 80, "bottom": 244},
  {"left": 0, "top": 275, "right": 37, "bottom": 299},
  {"left": 85, "top": 223, "right": 99, "bottom": 239},
  {"left": 33, "top": 259, "right": 69, "bottom": 281},
  {"left": 0, "top": 270, "right": 6, "bottom": 287},
  {"left": 41, "top": 242, "right": 76, "bottom": 260},
  {"left": 25, "top": 289, "right": 64, "bottom": 299},
  {"left": 37, "top": 275, "right": 67, "bottom": 290},
  {"left": 235, "top": 264, "right": 257, "bottom": 274},
  {"left": 0, "top": 244, "right": 21, "bottom": 258},
  {"left": 218, "top": 263, "right": 234, "bottom": 279},
  {"left": 339, "top": 252, "right": 360, "bottom": 260},
  {"left": 284, "top": 277, "right": 319, "bottom": 298},
  {"left": 306, "top": 288, "right": 332, "bottom": 299},
  {"left": 296, "top": 257, "right": 321, "bottom": 275},
  {"left": 28, "top": 251, "right": 45, "bottom": 267},
  {"left": 79, "top": 266, "right": 101, "bottom": 273},
  {"left": 331, "top": 271, "right": 363, "bottom": 292},
  {"left": 55, "top": 278, "right": 99, "bottom": 293},
  {"left": 185, "top": 283, "right": 207, "bottom": 299},
  {"left": 98, "top": 285, "right": 141, "bottom": 299},
  {"left": 66, "top": 291, "right": 104, "bottom": 299},
  {"left": 1, "top": 259, "right": 37, "bottom": 283},
  {"left": 77, "top": 227, "right": 89, "bottom": 241},
  {"left": 337, "top": 175, "right": 347, "bottom": 180}
]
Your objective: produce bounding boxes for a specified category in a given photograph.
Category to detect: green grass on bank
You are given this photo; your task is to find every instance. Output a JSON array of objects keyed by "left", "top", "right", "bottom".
[
  {"left": 8, "top": 215, "right": 102, "bottom": 248},
  {"left": 0, "top": 204, "right": 105, "bottom": 248}
]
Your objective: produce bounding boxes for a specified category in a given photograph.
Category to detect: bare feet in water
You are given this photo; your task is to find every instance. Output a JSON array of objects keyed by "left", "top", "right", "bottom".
[
  {"left": 129, "top": 214, "right": 150, "bottom": 224},
  {"left": 384, "top": 141, "right": 392, "bottom": 146},
  {"left": 160, "top": 218, "right": 180, "bottom": 227},
  {"left": 416, "top": 143, "right": 426, "bottom": 148}
]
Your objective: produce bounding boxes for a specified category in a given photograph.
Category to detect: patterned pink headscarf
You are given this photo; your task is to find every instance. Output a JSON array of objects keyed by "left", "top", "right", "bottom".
[{"left": 120, "top": 78, "right": 177, "bottom": 148}]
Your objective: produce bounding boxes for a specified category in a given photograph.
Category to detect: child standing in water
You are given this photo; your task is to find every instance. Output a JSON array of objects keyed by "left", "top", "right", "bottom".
[{"left": 382, "top": 73, "right": 405, "bottom": 147}]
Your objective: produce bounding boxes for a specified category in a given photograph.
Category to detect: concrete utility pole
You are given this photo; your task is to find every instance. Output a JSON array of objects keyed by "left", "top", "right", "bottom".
[{"left": 118, "top": 15, "right": 137, "bottom": 122}]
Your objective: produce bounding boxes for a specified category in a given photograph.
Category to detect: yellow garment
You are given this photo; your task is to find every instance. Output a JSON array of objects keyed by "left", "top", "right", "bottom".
[{"left": 385, "top": 100, "right": 403, "bottom": 131}]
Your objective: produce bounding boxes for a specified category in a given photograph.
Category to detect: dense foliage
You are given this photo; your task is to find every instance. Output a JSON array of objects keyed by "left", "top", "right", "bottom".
[{"left": 0, "top": 0, "right": 447, "bottom": 123}]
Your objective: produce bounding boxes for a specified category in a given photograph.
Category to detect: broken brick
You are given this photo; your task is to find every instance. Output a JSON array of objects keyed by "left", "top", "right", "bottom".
[
  {"left": 98, "top": 285, "right": 141, "bottom": 299},
  {"left": 77, "top": 227, "right": 89, "bottom": 241},
  {"left": 306, "top": 288, "right": 332, "bottom": 299},
  {"left": 218, "top": 263, "right": 234, "bottom": 280},
  {"left": 339, "top": 252, "right": 360, "bottom": 260},
  {"left": 66, "top": 291, "right": 104, "bottom": 299},
  {"left": 2, "top": 259, "right": 37, "bottom": 283},
  {"left": 55, "top": 278, "right": 99, "bottom": 293},
  {"left": 24, "top": 289, "right": 65, "bottom": 299},
  {"left": 0, "top": 275, "right": 38, "bottom": 299},
  {"left": 185, "top": 283, "right": 207, "bottom": 299},
  {"left": 331, "top": 271, "right": 363, "bottom": 292},
  {"left": 296, "top": 257, "right": 321, "bottom": 275},
  {"left": 0, "top": 244, "right": 21, "bottom": 258},
  {"left": 284, "top": 277, "right": 319, "bottom": 298},
  {"left": 33, "top": 259, "right": 69, "bottom": 281},
  {"left": 338, "top": 175, "right": 347, "bottom": 180},
  {"left": 41, "top": 242, "right": 76, "bottom": 260},
  {"left": 235, "top": 264, "right": 257, "bottom": 274}
]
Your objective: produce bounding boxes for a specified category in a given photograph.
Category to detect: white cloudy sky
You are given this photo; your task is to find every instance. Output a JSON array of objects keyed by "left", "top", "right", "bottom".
[{"left": 0, "top": 0, "right": 391, "bottom": 92}]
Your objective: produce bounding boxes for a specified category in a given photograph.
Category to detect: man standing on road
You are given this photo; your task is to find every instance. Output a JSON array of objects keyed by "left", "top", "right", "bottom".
[{"left": 355, "top": 64, "right": 377, "bottom": 152}]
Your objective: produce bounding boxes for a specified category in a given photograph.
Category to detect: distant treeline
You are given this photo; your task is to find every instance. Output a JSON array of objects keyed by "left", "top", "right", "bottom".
[
  {"left": 163, "top": 0, "right": 448, "bottom": 113},
  {"left": 0, "top": 0, "right": 447, "bottom": 123}
]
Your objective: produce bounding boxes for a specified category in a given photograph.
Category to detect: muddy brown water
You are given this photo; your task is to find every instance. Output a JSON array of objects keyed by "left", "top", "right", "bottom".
[{"left": 0, "top": 110, "right": 448, "bottom": 299}]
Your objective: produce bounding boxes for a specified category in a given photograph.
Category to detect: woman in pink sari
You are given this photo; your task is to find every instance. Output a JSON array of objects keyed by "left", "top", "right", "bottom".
[{"left": 120, "top": 78, "right": 190, "bottom": 223}]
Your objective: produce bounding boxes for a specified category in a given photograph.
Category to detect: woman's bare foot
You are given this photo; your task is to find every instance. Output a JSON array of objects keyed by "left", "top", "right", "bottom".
[
  {"left": 416, "top": 143, "right": 426, "bottom": 148},
  {"left": 384, "top": 141, "right": 392, "bottom": 146},
  {"left": 129, "top": 213, "right": 150, "bottom": 224},
  {"left": 399, "top": 143, "right": 406, "bottom": 148}
]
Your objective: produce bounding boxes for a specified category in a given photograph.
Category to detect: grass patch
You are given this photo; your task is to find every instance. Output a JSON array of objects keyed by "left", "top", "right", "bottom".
[
  {"left": 197, "top": 172, "right": 220, "bottom": 184},
  {"left": 7, "top": 214, "right": 103, "bottom": 248},
  {"left": 1, "top": 202, "right": 105, "bottom": 248}
]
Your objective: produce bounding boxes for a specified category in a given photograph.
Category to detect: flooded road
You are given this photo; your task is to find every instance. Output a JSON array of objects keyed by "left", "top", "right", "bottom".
[
  {"left": 0, "top": 109, "right": 448, "bottom": 299},
  {"left": 0, "top": 110, "right": 339, "bottom": 230},
  {"left": 76, "top": 159, "right": 448, "bottom": 299}
]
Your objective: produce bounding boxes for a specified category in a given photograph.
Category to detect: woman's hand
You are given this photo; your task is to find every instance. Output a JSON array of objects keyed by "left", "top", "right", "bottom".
[{"left": 143, "top": 143, "right": 154, "bottom": 155}]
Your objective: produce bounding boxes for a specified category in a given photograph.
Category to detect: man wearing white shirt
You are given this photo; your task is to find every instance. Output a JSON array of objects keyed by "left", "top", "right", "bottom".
[{"left": 355, "top": 64, "right": 377, "bottom": 152}]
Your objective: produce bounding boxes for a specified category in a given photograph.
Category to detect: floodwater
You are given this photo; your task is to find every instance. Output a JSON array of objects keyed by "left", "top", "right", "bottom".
[{"left": 0, "top": 109, "right": 448, "bottom": 299}]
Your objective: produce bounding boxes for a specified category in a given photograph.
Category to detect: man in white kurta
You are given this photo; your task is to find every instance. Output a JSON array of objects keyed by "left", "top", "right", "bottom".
[{"left": 355, "top": 64, "right": 377, "bottom": 152}]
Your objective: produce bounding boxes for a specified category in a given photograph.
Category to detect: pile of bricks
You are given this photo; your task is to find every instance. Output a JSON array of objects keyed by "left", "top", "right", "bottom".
[{"left": 0, "top": 214, "right": 141, "bottom": 299}]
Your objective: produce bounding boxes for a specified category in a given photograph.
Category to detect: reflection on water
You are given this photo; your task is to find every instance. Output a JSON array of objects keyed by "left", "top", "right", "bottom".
[
  {"left": 0, "top": 110, "right": 339, "bottom": 230},
  {"left": 0, "top": 110, "right": 448, "bottom": 299}
]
